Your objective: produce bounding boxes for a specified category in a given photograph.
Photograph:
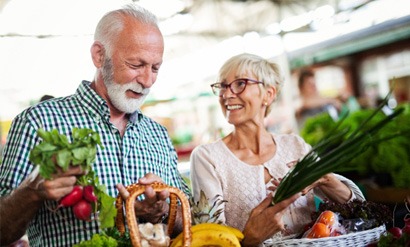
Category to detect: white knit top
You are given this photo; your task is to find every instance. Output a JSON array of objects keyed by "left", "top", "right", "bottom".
[{"left": 190, "top": 133, "right": 364, "bottom": 239}]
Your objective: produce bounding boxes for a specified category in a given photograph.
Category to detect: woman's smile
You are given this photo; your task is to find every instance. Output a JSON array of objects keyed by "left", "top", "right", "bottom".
[{"left": 226, "top": 104, "right": 243, "bottom": 111}]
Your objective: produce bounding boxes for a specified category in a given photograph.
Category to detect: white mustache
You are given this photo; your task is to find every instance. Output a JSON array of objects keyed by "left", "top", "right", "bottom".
[{"left": 125, "top": 82, "right": 150, "bottom": 95}]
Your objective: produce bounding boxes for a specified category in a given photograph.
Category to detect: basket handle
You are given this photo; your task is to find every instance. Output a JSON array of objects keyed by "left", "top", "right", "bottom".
[{"left": 115, "top": 182, "right": 192, "bottom": 247}]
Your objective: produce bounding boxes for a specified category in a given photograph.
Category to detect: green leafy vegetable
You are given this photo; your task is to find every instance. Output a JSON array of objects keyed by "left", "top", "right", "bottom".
[
  {"left": 312, "top": 199, "right": 392, "bottom": 229},
  {"left": 273, "top": 92, "right": 409, "bottom": 203},
  {"left": 29, "top": 128, "right": 117, "bottom": 229},
  {"left": 29, "top": 127, "right": 102, "bottom": 178},
  {"left": 301, "top": 103, "right": 410, "bottom": 188},
  {"left": 377, "top": 231, "right": 410, "bottom": 247},
  {"left": 73, "top": 233, "right": 118, "bottom": 247},
  {"left": 76, "top": 227, "right": 133, "bottom": 247}
]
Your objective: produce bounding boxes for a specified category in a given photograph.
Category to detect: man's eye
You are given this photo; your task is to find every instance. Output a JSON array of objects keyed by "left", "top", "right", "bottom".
[
  {"left": 126, "top": 62, "right": 142, "bottom": 69},
  {"left": 130, "top": 64, "right": 142, "bottom": 69},
  {"left": 152, "top": 66, "right": 160, "bottom": 73}
]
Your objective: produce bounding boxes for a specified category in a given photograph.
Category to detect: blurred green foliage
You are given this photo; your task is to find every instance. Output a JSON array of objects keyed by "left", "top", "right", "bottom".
[{"left": 300, "top": 103, "right": 410, "bottom": 188}]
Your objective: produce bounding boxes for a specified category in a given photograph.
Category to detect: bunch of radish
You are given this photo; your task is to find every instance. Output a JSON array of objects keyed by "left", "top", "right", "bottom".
[
  {"left": 376, "top": 216, "right": 410, "bottom": 246},
  {"left": 386, "top": 217, "right": 410, "bottom": 239},
  {"left": 57, "top": 185, "right": 98, "bottom": 221},
  {"left": 29, "top": 128, "right": 117, "bottom": 228}
]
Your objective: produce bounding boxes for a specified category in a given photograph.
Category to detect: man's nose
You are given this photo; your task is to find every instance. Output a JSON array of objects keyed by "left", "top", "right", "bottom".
[{"left": 138, "top": 67, "right": 156, "bottom": 88}]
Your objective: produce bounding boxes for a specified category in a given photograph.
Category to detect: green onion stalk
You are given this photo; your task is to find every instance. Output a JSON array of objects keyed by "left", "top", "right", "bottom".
[{"left": 273, "top": 91, "right": 409, "bottom": 204}]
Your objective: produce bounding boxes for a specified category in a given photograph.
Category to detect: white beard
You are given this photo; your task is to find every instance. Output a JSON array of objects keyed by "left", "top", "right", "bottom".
[
  {"left": 102, "top": 56, "right": 150, "bottom": 113},
  {"left": 105, "top": 81, "right": 149, "bottom": 113}
]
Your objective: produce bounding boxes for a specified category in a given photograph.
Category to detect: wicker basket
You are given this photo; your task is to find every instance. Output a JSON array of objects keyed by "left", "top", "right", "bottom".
[
  {"left": 115, "top": 182, "right": 192, "bottom": 247},
  {"left": 266, "top": 224, "right": 386, "bottom": 247}
]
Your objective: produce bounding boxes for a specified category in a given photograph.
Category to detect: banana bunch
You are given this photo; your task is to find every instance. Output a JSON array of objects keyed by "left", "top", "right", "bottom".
[{"left": 170, "top": 223, "right": 244, "bottom": 247}]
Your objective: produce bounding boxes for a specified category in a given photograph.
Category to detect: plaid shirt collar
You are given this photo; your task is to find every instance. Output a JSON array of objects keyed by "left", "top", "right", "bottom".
[{"left": 78, "top": 80, "right": 143, "bottom": 124}]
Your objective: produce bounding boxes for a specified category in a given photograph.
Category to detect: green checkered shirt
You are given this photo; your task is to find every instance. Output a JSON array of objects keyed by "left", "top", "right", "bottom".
[{"left": 0, "top": 81, "right": 191, "bottom": 247}]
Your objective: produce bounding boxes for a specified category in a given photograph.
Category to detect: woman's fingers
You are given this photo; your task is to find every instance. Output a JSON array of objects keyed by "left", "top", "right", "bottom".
[
  {"left": 250, "top": 194, "right": 273, "bottom": 216},
  {"left": 273, "top": 193, "right": 301, "bottom": 212}
]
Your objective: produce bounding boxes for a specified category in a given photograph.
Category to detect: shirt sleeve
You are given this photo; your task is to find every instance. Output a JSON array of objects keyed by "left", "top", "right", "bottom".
[
  {"left": 189, "top": 144, "right": 226, "bottom": 223},
  {"left": 0, "top": 112, "right": 39, "bottom": 195}
]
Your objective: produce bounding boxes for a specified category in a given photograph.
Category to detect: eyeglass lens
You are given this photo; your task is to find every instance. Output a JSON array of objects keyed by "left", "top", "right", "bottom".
[{"left": 212, "top": 79, "right": 255, "bottom": 96}]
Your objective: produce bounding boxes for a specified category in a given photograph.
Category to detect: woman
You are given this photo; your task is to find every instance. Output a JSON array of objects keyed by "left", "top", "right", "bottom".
[{"left": 189, "top": 53, "right": 364, "bottom": 246}]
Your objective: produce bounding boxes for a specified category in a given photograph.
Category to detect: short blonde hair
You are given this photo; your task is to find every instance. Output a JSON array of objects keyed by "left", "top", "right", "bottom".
[{"left": 217, "top": 53, "right": 284, "bottom": 116}]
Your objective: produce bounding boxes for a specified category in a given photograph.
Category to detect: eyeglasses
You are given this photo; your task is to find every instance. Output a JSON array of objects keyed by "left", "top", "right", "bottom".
[{"left": 210, "top": 78, "right": 264, "bottom": 97}]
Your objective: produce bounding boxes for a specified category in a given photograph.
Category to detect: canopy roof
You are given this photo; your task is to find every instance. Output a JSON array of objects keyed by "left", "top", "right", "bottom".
[{"left": 1, "top": 0, "right": 409, "bottom": 119}]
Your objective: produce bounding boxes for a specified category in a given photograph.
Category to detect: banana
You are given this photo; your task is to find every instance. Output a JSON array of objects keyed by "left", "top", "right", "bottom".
[
  {"left": 191, "top": 223, "right": 244, "bottom": 241},
  {"left": 171, "top": 223, "right": 244, "bottom": 247},
  {"left": 190, "top": 228, "right": 241, "bottom": 247},
  {"left": 170, "top": 232, "right": 184, "bottom": 247}
]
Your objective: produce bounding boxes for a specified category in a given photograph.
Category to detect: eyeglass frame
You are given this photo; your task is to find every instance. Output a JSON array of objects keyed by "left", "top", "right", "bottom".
[{"left": 210, "top": 78, "right": 264, "bottom": 97}]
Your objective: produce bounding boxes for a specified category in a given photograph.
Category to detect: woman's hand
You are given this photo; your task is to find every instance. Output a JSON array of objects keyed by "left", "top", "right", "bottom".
[
  {"left": 301, "top": 173, "right": 352, "bottom": 203},
  {"left": 300, "top": 174, "right": 331, "bottom": 195},
  {"left": 116, "top": 173, "right": 169, "bottom": 223},
  {"left": 241, "top": 193, "right": 300, "bottom": 247}
]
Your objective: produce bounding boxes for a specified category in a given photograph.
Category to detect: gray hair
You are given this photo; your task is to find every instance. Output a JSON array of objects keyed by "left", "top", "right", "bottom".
[
  {"left": 217, "top": 53, "right": 284, "bottom": 116},
  {"left": 94, "top": 4, "right": 159, "bottom": 56}
]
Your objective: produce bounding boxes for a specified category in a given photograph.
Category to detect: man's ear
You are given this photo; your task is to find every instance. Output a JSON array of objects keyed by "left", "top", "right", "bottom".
[{"left": 90, "top": 41, "right": 105, "bottom": 68}]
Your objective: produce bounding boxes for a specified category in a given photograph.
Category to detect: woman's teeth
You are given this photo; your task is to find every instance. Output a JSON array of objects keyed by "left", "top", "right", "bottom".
[{"left": 226, "top": 105, "right": 242, "bottom": 110}]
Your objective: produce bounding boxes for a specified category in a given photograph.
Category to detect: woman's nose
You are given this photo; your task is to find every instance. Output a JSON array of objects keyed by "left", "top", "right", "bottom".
[{"left": 222, "top": 87, "right": 235, "bottom": 98}]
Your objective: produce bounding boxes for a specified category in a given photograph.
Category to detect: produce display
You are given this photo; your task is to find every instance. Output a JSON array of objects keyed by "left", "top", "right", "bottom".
[
  {"left": 273, "top": 93, "right": 407, "bottom": 204},
  {"left": 300, "top": 102, "right": 410, "bottom": 188},
  {"left": 266, "top": 200, "right": 391, "bottom": 246}
]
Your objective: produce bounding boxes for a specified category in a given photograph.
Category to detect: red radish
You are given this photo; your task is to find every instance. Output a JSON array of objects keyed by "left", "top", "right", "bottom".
[
  {"left": 402, "top": 225, "right": 410, "bottom": 235},
  {"left": 58, "top": 185, "right": 83, "bottom": 208},
  {"left": 402, "top": 217, "right": 410, "bottom": 235},
  {"left": 83, "top": 185, "right": 98, "bottom": 203},
  {"left": 73, "top": 199, "right": 92, "bottom": 221},
  {"left": 388, "top": 227, "right": 402, "bottom": 238}
]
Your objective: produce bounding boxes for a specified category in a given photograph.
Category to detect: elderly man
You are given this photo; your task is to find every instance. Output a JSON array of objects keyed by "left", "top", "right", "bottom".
[{"left": 0, "top": 4, "right": 189, "bottom": 247}]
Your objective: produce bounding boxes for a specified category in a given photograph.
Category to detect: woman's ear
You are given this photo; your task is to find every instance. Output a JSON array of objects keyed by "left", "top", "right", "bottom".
[
  {"left": 90, "top": 41, "right": 105, "bottom": 68},
  {"left": 265, "top": 85, "right": 277, "bottom": 105}
]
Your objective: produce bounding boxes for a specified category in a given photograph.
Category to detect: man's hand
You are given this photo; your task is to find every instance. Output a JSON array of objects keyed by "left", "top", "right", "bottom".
[
  {"left": 116, "top": 173, "right": 169, "bottom": 223},
  {"left": 1, "top": 165, "right": 85, "bottom": 245},
  {"left": 24, "top": 165, "right": 86, "bottom": 202}
]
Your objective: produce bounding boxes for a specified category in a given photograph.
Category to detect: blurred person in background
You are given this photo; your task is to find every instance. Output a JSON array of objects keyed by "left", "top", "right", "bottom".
[
  {"left": 39, "top": 94, "right": 54, "bottom": 102},
  {"left": 295, "top": 70, "right": 349, "bottom": 128},
  {"left": 0, "top": 4, "right": 189, "bottom": 247},
  {"left": 190, "top": 53, "right": 364, "bottom": 247}
]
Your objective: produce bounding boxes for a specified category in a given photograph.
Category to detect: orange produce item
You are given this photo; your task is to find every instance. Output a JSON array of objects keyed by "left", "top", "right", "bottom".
[
  {"left": 317, "top": 210, "right": 336, "bottom": 226},
  {"left": 306, "top": 223, "right": 331, "bottom": 238}
]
